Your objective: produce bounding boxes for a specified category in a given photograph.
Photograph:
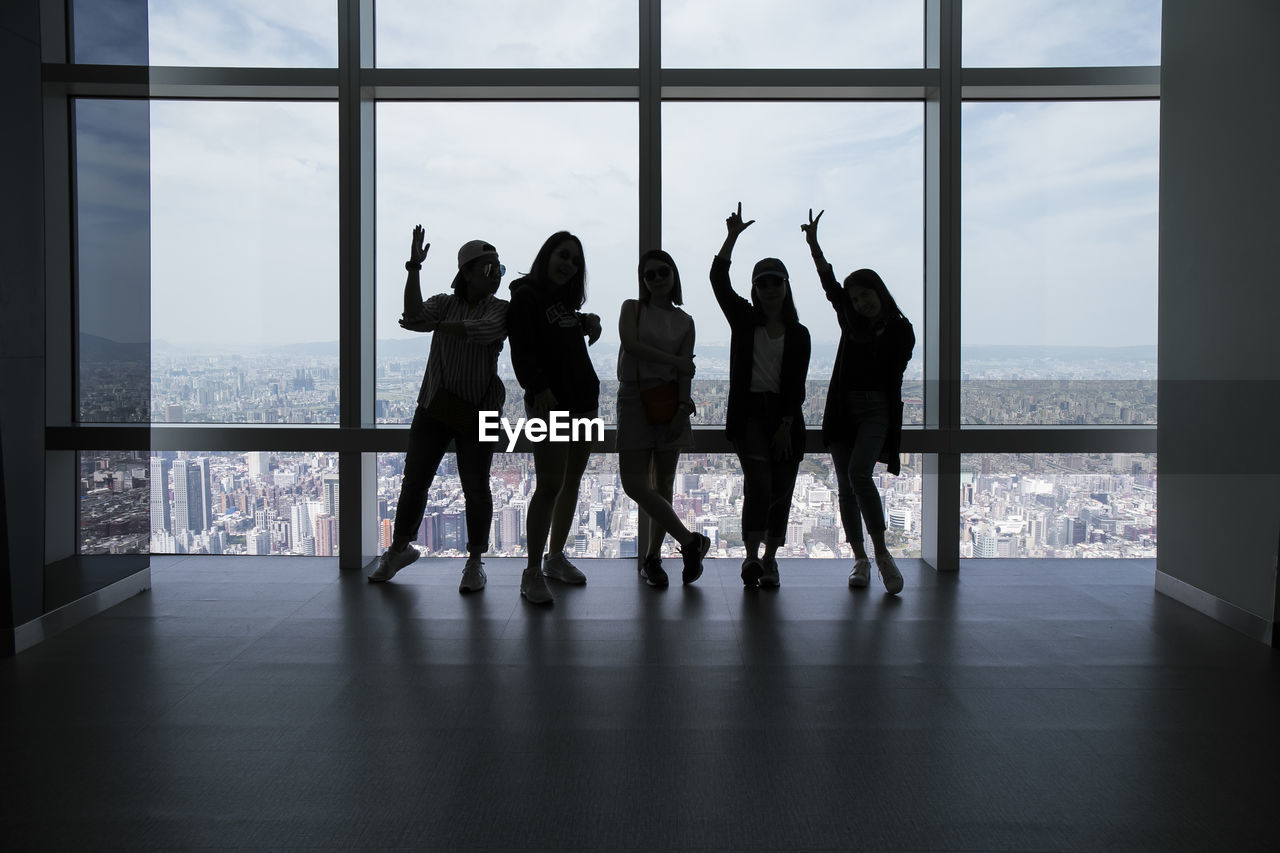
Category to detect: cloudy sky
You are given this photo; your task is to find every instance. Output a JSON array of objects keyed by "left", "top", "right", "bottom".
[{"left": 73, "top": 0, "right": 1161, "bottom": 375}]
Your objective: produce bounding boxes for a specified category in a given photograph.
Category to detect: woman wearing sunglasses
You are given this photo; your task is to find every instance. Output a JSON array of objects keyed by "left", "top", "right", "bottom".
[
  {"left": 369, "top": 227, "right": 509, "bottom": 593},
  {"left": 711, "top": 203, "right": 811, "bottom": 589},
  {"left": 507, "top": 231, "right": 604, "bottom": 604},
  {"left": 616, "top": 250, "right": 711, "bottom": 588},
  {"left": 802, "top": 209, "right": 915, "bottom": 595}
]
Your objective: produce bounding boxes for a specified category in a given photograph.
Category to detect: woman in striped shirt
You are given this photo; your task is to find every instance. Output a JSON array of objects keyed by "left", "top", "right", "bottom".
[{"left": 368, "top": 226, "right": 509, "bottom": 592}]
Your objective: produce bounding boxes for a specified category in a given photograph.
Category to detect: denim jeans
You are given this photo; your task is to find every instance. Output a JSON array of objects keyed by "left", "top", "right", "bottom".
[
  {"left": 735, "top": 391, "right": 800, "bottom": 546},
  {"left": 392, "top": 404, "right": 494, "bottom": 554},
  {"left": 829, "top": 392, "right": 890, "bottom": 547}
]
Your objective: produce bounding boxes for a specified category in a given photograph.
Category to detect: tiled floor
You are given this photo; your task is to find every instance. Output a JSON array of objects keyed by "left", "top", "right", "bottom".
[{"left": 3, "top": 555, "right": 1278, "bottom": 851}]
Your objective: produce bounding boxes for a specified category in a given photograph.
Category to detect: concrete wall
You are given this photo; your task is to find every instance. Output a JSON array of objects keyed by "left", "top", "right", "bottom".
[
  {"left": 1, "top": 0, "right": 47, "bottom": 647},
  {"left": 1158, "top": 0, "right": 1280, "bottom": 640}
]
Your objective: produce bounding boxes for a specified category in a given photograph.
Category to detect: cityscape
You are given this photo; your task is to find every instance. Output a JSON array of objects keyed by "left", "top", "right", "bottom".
[{"left": 77, "top": 342, "right": 1158, "bottom": 561}]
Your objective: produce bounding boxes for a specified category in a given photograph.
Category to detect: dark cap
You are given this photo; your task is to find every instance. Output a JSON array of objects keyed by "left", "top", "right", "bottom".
[
  {"left": 457, "top": 240, "right": 498, "bottom": 269},
  {"left": 751, "top": 257, "right": 789, "bottom": 283}
]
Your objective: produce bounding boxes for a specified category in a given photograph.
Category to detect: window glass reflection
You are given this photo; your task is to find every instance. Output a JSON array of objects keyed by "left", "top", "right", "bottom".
[{"left": 76, "top": 98, "right": 151, "bottom": 424}]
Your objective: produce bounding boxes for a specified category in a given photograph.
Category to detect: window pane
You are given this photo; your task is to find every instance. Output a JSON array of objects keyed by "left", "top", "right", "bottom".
[
  {"left": 376, "top": 0, "right": 637, "bottom": 68},
  {"left": 663, "top": 102, "right": 924, "bottom": 426},
  {"left": 960, "top": 454, "right": 1156, "bottom": 558},
  {"left": 145, "top": 452, "right": 341, "bottom": 555},
  {"left": 80, "top": 451, "right": 151, "bottom": 554},
  {"left": 964, "top": 0, "right": 1161, "bottom": 67},
  {"left": 377, "top": 451, "right": 921, "bottom": 560},
  {"left": 375, "top": 102, "right": 638, "bottom": 425},
  {"left": 150, "top": 101, "right": 339, "bottom": 424},
  {"left": 76, "top": 99, "right": 151, "bottom": 423},
  {"left": 961, "top": 101, "right": 1158, "bottom": 425},
  {"left": 663, "top": 0, "right": 922, "bottom": 68},
  {"left": 73, "top": 0, "right": 148, "bottom": 65},
  {"left": 147, "top": 0, "right": 337, "bottom": 67}
]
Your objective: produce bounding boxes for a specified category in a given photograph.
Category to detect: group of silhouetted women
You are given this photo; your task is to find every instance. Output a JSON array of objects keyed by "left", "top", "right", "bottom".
[{"left": 369, "top": 203, "right": 915, "bottom": 602}]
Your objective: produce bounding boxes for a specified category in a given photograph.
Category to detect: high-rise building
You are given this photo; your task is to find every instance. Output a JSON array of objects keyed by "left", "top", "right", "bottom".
[
  {"left": 314, "top": 514, "right": 338, "bottom": 557},
  {"left": 149, "top": 457, "right": 171, "bottom": 535},
  {"left": 322, "top": 475, "right": 340, "bottom": 521},
  {"left": 193, "top": 457, "right": 213, "bottom": 533},
  {"left": 170, "top": 459, "right": 207, "bottom": 536},
  {"left": 247, "top": 452, "right": 270, "bottom": 479}
]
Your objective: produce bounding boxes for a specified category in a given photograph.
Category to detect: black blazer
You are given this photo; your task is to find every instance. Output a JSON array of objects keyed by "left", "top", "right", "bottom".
[
  {"left": 710, "top": 255, "right": 811, "bottom": 457},
  {"left": 814, "top": 258, "right": 914, "bottom": 475}
]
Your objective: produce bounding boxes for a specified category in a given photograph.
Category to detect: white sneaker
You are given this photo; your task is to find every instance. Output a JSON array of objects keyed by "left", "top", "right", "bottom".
[
  {"left": 459, "top": 558, "right": 486, "bottom": 593},
  {"left": 521, "top": 567, "right": 554, "bottom": 604},
  {"left": 542, "top": 551, "right": 586, "bottom": 585},
  {"left": 876, "top": 552, "right": 904, "bottom": 595},
  {"left": 848, "top": 558, "right": 871, "bottom": 589},
  {"left": 368, "top": 544, "right": 419, "bottom": 583}
]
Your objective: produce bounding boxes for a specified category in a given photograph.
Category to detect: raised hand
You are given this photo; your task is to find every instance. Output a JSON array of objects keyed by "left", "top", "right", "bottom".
[
  {"left": 725, "top": 202, "right": 756, "bottom": 238},
  {"left": 409, "top": 224, "right": 430, "bottom": 266},
  {"left": 801, "top": 208, "right": 823, "bottom": 246}
]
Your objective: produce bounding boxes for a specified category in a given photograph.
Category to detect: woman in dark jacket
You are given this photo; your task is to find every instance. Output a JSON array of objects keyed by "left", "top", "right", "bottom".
[
  {"left": 802, "top": 209, "right": 915, "bottom": 595},
  {"left": 507, "top": 231, "right": 603, "bottom": 605},
  {"left": 712, "top": 203, "right": 811, "bottom": 589}
]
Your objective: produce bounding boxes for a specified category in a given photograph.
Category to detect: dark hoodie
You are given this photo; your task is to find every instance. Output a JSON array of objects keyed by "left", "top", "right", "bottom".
[{"left": 507, "top": 275, "right": 600, "bottom": 414}]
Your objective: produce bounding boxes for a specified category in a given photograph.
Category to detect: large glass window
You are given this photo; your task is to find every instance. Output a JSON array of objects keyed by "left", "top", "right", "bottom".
[
  {"left": 663, "top": 0, "right": 923, "bottom": 68},
  {"left": 376, "top": 0, "right": 637, "bottom": 68},
  {"left": 663, "top": 101, "right": 924, "bottom": 426},
  {"left": 961, "top": 100, "right": 1159, "bottom": 425},
  {"left": 960, "top": 453, "right": 1156, "bottom": 558},
  {"left": 375, "top": 102, "right": 638, "bottom": 425},
  {"left": 144, "top": 452, "right": 341, "bottom": 556},
  {"left": 150, "top": 101, "right": 340, "bottom": 424},
  {"left": 76, "top": 98, "right": 151, "bottom": 424},
  {"left": 963, "top": 0, "right": 1161, "bottom": 67}
]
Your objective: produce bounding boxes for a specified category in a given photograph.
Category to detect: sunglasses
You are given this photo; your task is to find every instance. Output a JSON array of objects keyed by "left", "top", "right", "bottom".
[
  {"left": 643, "top": 266, "right": 672, "bottom": 282},
  {"left": 482, "top": 262, "right": 505, "bottom": 278},
  {"left": 754, "top": 276, "right": 788, "bottom": 289}
]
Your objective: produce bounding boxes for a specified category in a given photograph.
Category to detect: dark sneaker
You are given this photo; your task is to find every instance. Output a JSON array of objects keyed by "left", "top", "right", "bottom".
[
  {"left": 368, "top": 545, "right": 419, "bottom": 583},
  {"left": 740, "top": 557, "right": 763, "bottom": 588},
  {"left": 680, "top": 533, "right": 710, "bottom": 585},
  {"left": 520, "top": 567, "right": 554, "bottom": 604},
  {"left": 759, "top": 556, "right": 780, "bottom": 588},
  {"left": 459, "top": 557, "right": 486, "bottom": 593},
  {"left": 542, "top": 551, "right": 587, "bottom": 585},
  {"left": 640, "top": 555, "right": 669, "bottom": 588}
]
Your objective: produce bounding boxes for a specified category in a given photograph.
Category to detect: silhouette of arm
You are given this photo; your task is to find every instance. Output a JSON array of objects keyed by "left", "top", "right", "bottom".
[
  {"left": 802, "top": 209, "right": 852, "bottom": 330},
  {"left": 711, "top": 203, "right": 756, "bottom": 325},
  {"left": 677, "top": 314, "right": 696, "bottom": 411},
  {"left": 401, "top": 225, "right": 430, "bottom": 326},
  {"left": 458, "top": 298, "right": 509, "bottom": 345}
]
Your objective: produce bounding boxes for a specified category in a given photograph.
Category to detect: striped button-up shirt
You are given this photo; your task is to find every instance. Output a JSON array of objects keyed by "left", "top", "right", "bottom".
[{"left": 411, "top": 293, "right": 509, "bottom": 412}]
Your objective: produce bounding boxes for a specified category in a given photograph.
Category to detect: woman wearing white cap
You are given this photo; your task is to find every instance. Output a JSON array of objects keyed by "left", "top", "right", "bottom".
[
  {"left": 711, "top": 203, "right": 811, "bottom": 589},
  {"left": 369, "top": 226, "right": 509, "bottom": 593}
]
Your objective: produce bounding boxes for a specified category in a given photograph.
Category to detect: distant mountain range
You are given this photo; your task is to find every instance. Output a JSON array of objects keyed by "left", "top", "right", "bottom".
[{"left": 119, "top": 335, "right": 1157, "bottom": 364}]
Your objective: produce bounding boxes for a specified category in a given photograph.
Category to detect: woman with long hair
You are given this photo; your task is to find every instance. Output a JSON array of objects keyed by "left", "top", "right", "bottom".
[
  {"left": 507, "top": 231, "right": 604, "bottom": 604},
  {"left": 711, "top": 203, "right": 811, "bottom": 588},
  {"left": 802, "top": 209, "right": 915, "bottom": 594},
  {"left": 369, "top": 226, "right": 508, "bottom": 592},
  {"left": 616, "top": 249, "right": 711, "bottom": 588}
]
